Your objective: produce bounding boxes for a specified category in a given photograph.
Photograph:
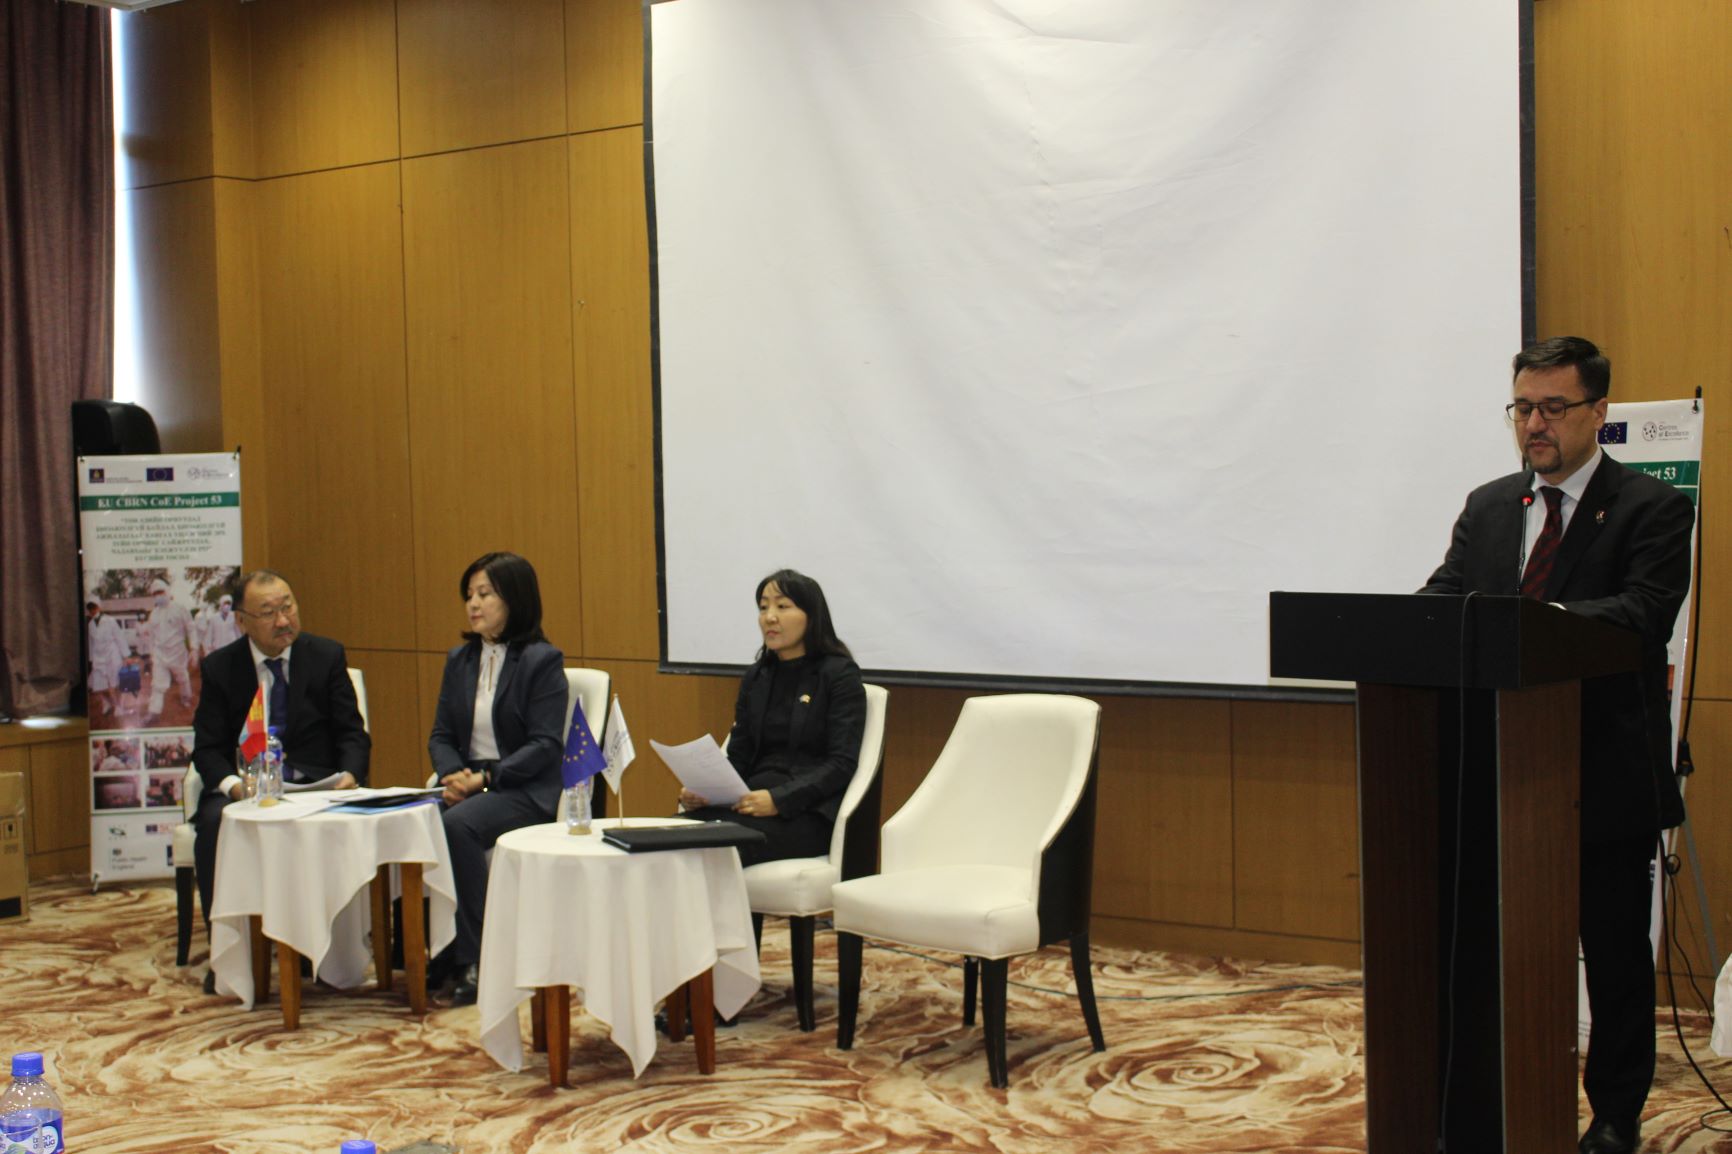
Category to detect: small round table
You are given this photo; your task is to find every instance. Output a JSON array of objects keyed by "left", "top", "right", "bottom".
[{"left": 477, "top": 819, "right": 761, "bottom": 1083}]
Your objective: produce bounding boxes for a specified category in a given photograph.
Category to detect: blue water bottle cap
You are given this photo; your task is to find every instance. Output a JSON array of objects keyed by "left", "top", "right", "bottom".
[
  {"left": 340, "top": 1142, "right": 376, "bottom": 1154},
  {"left": 10, "top": 1053, "right": 42, "bottom": 1077},
  {"left": 267, "top": 726, "right": 281, "bottom": 737}
]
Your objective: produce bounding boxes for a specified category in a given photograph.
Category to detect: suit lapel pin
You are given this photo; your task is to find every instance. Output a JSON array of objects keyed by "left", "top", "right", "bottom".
[
  {"left": 1595, "top": 509, "right": 1606, "bottom": 524},
  {"left": 799, "top": 694, "right": 811, "bottom": 704}
]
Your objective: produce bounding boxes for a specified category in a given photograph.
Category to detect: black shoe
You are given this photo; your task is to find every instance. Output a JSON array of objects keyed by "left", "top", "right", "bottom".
[
  {"left": 449, "top": 963, "right": 479, "bottom": 1007},
  {"left": 203, "top": 969, "right": 217, "bottom": 996},
  {"left": 1579, "top": 1117, "right": 1639, "bottom": 1154}
]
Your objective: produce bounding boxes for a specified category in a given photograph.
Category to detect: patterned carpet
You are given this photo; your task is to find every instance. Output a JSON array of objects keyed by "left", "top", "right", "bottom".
[{"left": 2, "top": 878, "right": 1729, "bottom": 1152}]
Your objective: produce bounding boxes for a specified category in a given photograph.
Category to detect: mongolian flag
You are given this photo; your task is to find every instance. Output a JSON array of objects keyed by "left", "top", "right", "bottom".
[{"left": 239, "top": 686, "right": 268, "bottom": 762}]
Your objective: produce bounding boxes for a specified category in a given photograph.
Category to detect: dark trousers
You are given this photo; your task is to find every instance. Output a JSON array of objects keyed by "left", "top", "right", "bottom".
[
  {"left": 442, "top": 788, "right": 550, "bottom": 966},
  {"left": 193, "top": 790, "right": 233, "bottom": 925},
  {"left": 1580, "top": 834, "right": 1660, "bottom": 1128},
  {"left": 681, "top": 806, "right": 832, "bottom": 868}
]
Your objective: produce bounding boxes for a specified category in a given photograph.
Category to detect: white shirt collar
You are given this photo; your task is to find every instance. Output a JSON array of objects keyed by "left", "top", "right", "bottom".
[
  {"left": 249, "top": 639, "right": 292, "bottom": 678},
  {"left": 1536, "top": 446, "right": 1603, "bottom": 506}
]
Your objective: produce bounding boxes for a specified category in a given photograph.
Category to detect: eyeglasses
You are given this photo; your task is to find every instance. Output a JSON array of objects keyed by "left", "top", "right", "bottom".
[
  {"left": 240, "top": 599, "right": 296, "bottom": 621},
  {"left": 1505, "top": 399, "right": 1596, "bottom": 423}
]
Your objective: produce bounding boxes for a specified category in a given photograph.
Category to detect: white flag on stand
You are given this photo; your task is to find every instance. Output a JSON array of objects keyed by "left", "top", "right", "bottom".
[{"left": 602, "top": 695, "right": 635, "bottom": 793}]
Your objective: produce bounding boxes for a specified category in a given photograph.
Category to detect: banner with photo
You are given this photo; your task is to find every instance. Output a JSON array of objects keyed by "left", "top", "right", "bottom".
[
  {"left": 1577, "top": 398, "right": 1704, "bottom": 1045},
  {"left": 78, "top": 453, "right": 242, "bottom": 884}
]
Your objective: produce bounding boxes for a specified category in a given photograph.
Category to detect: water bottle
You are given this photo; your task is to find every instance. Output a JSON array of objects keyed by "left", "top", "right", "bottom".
[
  {"left": 339, "top": 1142, "right": 375, "bottom": 1154},
  {"left": 563, "top": 778, "right": 593, "bottom": 835},
  {"left": 1, "top": 1052, "right": 63, "bottom": 1154},
  {"left": 257, "top": 728, "right": 285, "bottom": 807}
]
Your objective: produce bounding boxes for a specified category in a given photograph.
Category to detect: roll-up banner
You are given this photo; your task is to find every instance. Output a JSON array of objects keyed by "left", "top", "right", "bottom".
[
  {"left": 78, "top": 453, "right": 242, "bottom": 885},
  {"left": 1578, "top": 399, "right": 1704, "bottom": 1046}
]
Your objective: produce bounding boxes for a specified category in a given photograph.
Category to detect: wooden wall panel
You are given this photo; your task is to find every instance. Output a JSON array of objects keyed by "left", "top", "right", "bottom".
[
  {"left": 1231, "top": 700, "right": 1360, "bottom": 941},
  {"left": 1095, "top": 698, "right": 1233, "bottom": 929},
  {"left": 245, "top": 0, "right": 400, "bottom": 178},
  {"left": 254, "top": 163, "right": 416, "bottom": 651},
  {"left": 397, "top": 0, "right": 568, "bottom": 157},
  {"left": 211, "top": 178, "right": 266, "bottom": 561},
  {"left": 566, "top": 0, "right": 643, "bottom": 133},
  {"left": 346, "top": 650, "right": 424, "bottom": 789},
  {"left": 126, "top": 181, "right": 224, "bottom": 454},
  {"left": 116, "top": 3, "right": 215, "bottom": 188},
  {"left": 1533, "top": 0, "right": 1732, "bottom": 703},
  {"left": 571, "top": 128, "right": 657, "bottom": 661},
  {"left": 0, "top": 748, "right": 30, "bottom": 856},
  {"left": 401, "top": 139, "right": 582, "bottom": 652},
  {"left": 27, "top": 741, "right": 91, "bottom": 859},
  {"left": 207, "top": 0, "right": 255, "bottom": 178}
]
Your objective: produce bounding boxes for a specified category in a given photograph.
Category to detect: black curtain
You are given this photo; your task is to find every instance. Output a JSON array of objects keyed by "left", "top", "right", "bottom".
[{"left": 0, "top": 0, "right": 114, "bottom": 716}]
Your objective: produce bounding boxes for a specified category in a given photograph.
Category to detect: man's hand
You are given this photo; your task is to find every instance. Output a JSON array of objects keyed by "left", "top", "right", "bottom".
[
  {"left": 733, "top": 789, "right": 778, "bottom": 819},
  {"left": 442, "top": 768, "right": 486, "bottom": 806},
  {"left": 678, "top": 788, "right": 709, "bottom": 810},
  {"left": 334, "top": 772, "right": 358, "bottom": 790}
]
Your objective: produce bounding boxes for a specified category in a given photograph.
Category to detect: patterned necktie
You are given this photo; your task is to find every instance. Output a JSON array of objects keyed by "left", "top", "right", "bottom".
[{"left": 1520, "top": 487, "right": 1565, "bottom": 599}]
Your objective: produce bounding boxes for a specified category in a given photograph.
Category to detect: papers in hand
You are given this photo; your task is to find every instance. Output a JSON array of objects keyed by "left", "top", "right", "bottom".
[
  {"left": 283, "top": 772, "right": 348, "bottom": 793},
  {"left": 649, "top": 735, "right": 749, "bottom": 806}
]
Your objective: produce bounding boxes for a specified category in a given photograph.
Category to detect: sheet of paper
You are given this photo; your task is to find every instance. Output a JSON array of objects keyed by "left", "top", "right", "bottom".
[
  {"left": 283, "top": 772, "right": 347, "bottom": 793},
  {"left": 649, "top": 735, "right": 750, "bottom": 806}
]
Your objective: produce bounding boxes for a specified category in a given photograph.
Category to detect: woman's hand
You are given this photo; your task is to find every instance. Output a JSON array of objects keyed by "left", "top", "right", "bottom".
[
  {"left": 442, "top": 768, "right": 486, "bottom": 806},
  {"left": 678, "top": 788, "right": 708, "bottom": 810},
  {"left": 733, "top": 789, "right": 778, "bottom": 819}
]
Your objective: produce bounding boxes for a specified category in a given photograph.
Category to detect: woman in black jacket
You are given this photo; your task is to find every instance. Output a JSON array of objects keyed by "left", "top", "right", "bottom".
[
  {"left": 429, "top": 551, "right": 567, "bottom": 1003},
  {"left": 680, "top": 568, "right": 866, "bottom": 866}
]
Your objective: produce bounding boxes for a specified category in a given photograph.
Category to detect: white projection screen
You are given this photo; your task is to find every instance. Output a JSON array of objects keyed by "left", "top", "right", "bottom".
[{"left": 649, "top": 0, "right": 1529, "bottom": 690}]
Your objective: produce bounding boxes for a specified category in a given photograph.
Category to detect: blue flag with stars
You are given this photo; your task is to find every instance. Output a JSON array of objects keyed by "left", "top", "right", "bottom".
[{"left": 562, "top": 698, "right": 606, "bottom": 788}]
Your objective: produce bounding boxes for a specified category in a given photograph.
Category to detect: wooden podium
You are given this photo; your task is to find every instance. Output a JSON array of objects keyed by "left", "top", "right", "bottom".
[{"left": 1269, "top": 592, "right": 1641, "bottom": 1153}]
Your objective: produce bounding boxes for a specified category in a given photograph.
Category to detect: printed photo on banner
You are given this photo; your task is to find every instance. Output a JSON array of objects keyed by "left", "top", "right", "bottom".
[
  {"left": 94, "top": 776, "right": 143, "bottom": 812},
  {"left": 143, "top": 733, "right": 193, "bottom": 770},
  {"left": 83, "top": 565, "right": 238, "bottom": 731},
  {"left": 145, "top": 772, "right": 183, "bottom": 809},
  {"left": 89, "top": 736, "right": 141, "bottom": 775}
]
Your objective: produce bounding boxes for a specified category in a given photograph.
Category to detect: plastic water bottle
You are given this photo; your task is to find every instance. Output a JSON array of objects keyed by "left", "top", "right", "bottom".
[
  {"left": 339, "top": 1142, "right": 375, "bottom": 1154},
  {"left": 563, "top": 779, "right": 593, "bottom": 835},
  {"left": 1, "top": 1052, "right": 63, "bottom": 1154},
  {"left": 257, "top": 728, "right": 285, "bottom": 806}
]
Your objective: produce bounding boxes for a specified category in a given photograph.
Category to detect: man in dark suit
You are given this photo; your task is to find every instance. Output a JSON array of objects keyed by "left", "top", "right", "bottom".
[
  {"left": 190, "top": 570, "right": 371, "bottom": 952},
  {"left": 1420, "top": 336, "right": 1695, "bottom": 1154}
]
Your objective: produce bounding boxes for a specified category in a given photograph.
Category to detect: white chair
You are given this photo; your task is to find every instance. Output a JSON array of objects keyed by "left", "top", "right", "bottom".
[
  {"left": 740, "top": 683, "right": 888, "bottom": 1031},
  {"left": 830, "top": 693, "right": 1106, "bottom": 1087},
  {"left": 174, "top": 667, "right": 369, "bottom": 964}
]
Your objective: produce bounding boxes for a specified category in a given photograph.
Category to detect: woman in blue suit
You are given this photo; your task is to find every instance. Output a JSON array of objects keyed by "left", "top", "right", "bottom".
[
  {"left": 429, "top": 551, "right": 567, "bottom": 1004},
  {"left": 680, "top": 568, "right": 866, "bottom": 867}
]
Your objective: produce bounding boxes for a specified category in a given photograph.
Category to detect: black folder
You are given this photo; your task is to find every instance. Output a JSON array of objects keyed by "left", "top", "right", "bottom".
[{"left": 601, "top": 821, "right": 767, "bottom": 853}]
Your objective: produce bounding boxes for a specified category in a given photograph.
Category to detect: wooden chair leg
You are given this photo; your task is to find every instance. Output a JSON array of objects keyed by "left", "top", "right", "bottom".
[
  {"left": 752, "top": 912, "right": 764, "bottom": 952},
  {"left": 790, "top": 915, "right": 816, "bottom": 1032},
  {"left": 401, "top": 864, "right": 427, "bottom": 1014},
  {"left": 1070, "top": 931, "right": 1106, "bottom": 1052},
  {"left": 371, "top": 865, "right": 393, "bottom": 993},
  {"left": 277, "top": 940, "right": 302, "bottom": 1031},
  {"left": 545, "top": 986, "right": 570, "bottom": 1088},
  {"left": 249, "top": 916, "right": 269, "bottom": 1003},
  {"left": 174, "top": 867, "right": 194, "bottom": 965},
  {"left": 836, "top": 931, "right": 862, "bottom": 1050},
  {"left": 963, "top": 956, "right": 979, "bottom": 1026},
  {"left": 666, "top": 983, "right": 689, "bottom": 1043},
  {"left": 689, "top": 969, "right": 716, "bottom": 1075},
  {"left": 981, "top": 957, "right": 1009, "bottom": 1088},
  {"left": 531, "top": 988, "right": 548, "bottom": 1053}
]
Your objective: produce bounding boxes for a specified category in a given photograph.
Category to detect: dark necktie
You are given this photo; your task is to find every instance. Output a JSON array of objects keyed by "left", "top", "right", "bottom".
[
  {"left": 263, "top": 656, "right": 288, "bottom": 737},
  {"left": 1520, "top": 487, "right": 1565, "bottom": 599}
]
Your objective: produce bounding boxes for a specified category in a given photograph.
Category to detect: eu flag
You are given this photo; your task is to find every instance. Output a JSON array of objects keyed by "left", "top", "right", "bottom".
[{"left": 562, "top": 699, "right": 607, "bottom": 788}]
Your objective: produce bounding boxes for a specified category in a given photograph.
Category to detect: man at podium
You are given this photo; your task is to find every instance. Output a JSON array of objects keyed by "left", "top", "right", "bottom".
[{"left": 1420, "top": 336, "right": 1695, "bottom": 1154}]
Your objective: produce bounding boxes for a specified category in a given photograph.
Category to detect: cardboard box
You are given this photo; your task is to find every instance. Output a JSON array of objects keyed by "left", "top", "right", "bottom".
[{"left": 0, "top": 772, "right": 26, "bottom": 923}]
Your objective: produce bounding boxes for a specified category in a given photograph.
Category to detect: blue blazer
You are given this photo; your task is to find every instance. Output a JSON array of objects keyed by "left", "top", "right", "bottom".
[{"left": 428, "top": 638, "right": 567, "bottom": 817}]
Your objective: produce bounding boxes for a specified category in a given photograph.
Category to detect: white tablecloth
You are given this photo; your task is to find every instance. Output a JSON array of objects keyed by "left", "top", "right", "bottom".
[
  {"left": 478, "top": 820, "right": 761, "bottom": 1077},
  {"left": 209, "top": 796, "right": 457, "bottom": 1009}
]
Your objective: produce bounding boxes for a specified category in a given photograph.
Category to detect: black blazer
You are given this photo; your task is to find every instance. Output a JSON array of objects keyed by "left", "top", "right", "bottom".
[
  {"left": 1420, "top": 454, "right": 1696, "bottom": 843},
  {"left": 191, "top": 633, "right": 371, "bottom": 798},
  {"left": 726, "top": 652, "right": 867, "bottom": 822},
  {"left": 428, "top": 639, "right": 567, "bottom": 817}
]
